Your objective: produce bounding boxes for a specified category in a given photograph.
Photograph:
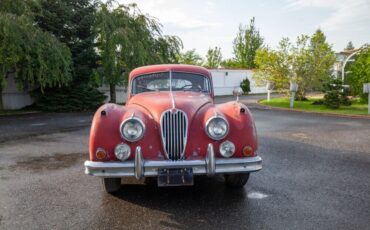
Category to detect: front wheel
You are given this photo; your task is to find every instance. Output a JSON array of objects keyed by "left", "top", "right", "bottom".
[
  {"left": 224, "top": 173, "right": 250, "bottom": 188},
  {"left": 102, "top": 178, "right": 121, "bottom": 193}
]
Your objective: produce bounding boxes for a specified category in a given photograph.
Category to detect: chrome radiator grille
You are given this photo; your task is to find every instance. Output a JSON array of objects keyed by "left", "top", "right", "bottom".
[{"left": 160, "top": 109, "right": 188, "bottom": 160}]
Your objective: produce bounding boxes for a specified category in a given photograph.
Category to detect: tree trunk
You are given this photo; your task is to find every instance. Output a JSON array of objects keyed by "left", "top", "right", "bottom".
[
  {"left": 0, "top": 85, "right": 3, "bottom": 110},
  {"left": 109, "top": 83, "right": 116, "bottom": 103}
]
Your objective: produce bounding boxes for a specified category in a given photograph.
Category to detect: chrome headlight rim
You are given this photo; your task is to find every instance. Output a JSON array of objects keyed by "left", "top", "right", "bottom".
[
  {"left": 120, "top": 117, "right": 145, "bottom": 142},
  {"left": 205, "top": 115, "right": 229, "bottom": 140}
]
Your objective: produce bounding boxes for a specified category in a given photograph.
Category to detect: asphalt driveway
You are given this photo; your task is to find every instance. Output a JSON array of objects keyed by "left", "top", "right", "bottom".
[{"left": 0, "top": 96, "right": 369, "bottom": 229}]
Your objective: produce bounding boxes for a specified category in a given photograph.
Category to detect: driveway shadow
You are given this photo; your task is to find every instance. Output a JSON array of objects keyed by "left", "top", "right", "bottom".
[{"left": 98, "top": 175, "right": 259, "bottom": 229}]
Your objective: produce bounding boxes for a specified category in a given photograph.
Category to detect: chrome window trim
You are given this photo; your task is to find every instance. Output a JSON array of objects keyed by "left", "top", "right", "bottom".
[
  {"left": 130, "top": 71, "right": 212, "bottom": 95},
  {"left": 119, "top": 117, "right": 146, "bottom": 142},
  {"left": 205, "top": 115, "right": 230, "bottom": 140}
]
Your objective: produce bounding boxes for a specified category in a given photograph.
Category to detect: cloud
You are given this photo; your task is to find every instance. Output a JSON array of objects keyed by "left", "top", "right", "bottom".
[
  {"left": 118, "top": 0, "right": 220, "bottom": 30},
  {"left": 285, "top": 0, "right": 370, "bottom": 31}
]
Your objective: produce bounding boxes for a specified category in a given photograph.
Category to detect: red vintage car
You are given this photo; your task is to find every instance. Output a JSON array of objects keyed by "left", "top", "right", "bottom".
[{"left": 84, "top": 64, "right": 262, "bottom": 193}]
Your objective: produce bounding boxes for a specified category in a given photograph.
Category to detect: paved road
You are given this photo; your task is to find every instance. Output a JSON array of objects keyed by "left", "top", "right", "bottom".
[
  {"left": 0, "top": 97, "right": 370, "bottom": 229},
  {"left": 0, "top": 112, "right": 92, "bottom": 143}
]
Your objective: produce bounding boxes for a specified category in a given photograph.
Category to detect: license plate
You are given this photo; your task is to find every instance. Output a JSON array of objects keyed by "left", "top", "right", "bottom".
[{"left": 157, "top": 168, "right": 194, "bottom": 187}]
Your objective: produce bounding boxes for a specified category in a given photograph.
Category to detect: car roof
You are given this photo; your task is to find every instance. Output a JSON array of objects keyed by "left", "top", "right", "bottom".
[{"left": 129, "top": 64, "right": 211, "bottom": 80}]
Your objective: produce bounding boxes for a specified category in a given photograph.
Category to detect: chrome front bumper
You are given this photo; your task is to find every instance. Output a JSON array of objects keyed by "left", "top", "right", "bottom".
[{"left": 84, "top": 144, "right": 262, "bottom": 179}]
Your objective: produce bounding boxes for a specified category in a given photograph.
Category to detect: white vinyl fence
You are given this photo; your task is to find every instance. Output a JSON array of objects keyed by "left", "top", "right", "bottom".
[{"left": 209, "top": 69, "right": 266, "bottom": 96}]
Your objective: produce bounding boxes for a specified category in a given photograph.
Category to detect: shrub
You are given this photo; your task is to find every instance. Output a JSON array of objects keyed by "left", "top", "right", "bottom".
[
  {"left": 240, "top": 78, "right": 251, "bottom": 94},
  {"left": 322, "top": 78, "right": 351, "bottom": 109},
  {"left": 323, "top": 91, "right": 340, "bottom": 109},
  {"left": 31, "top": 85, "right": 107, "bottom": 112}
]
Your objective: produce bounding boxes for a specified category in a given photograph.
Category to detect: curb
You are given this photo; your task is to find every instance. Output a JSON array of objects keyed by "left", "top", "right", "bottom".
[
  {"left": 257, "top": 99, "right": 370, "bottom": 120},
  {"left": 0, "top": 111, "right": 42, "bottom": 117}
]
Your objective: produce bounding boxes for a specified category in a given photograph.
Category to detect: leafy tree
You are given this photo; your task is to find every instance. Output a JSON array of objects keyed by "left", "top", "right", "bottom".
[
  {"left": 306, "top": 29, "right": 335, "bottom": 94},
  {"left": 30, "top": 0, "right": 107, "bottom": 111},
  {"left": 0, "top": 0, "right": 72, "bottom": 110},
  {"left": 205, "top": 46, "right": 222, "bottom": 68},
  {"left": 254, "top": 38, "right": 291, "bottom": 93},
  {"left": 290, "top": 35, "right": 312, "bottom": 100},
  {"left": 153, "top": 35, "right": 183, "bottom": 64},
  {"left": 232, "top": 17, "right": 264, "bottom": 68},
  {"left": 254, "top": 30, "right": 335, "bottom": 99},
  {"left": 177, "top": 49, "right": 203, "bottom": 66},
  {"left": 347, "top": 44, "right": 370, "bottom": 102},
  {"left": 221, "top": 59, "right": 240, "bottom": 68},
  {"left": 345, "top": 41, "right": 355, "bottom": 50},
  {"left": 94, "top": 1, "right": 182, "bottom": 102}
]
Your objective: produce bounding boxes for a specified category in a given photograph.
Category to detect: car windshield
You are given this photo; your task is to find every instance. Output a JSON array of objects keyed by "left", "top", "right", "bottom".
[{"left": 131, "top": 72, "right": 211, "bottom": 94}]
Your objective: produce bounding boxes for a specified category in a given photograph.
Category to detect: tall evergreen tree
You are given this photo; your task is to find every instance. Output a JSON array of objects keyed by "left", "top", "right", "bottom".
[
  {"left": 32, "top": 0, "right": 106, "bottom": 111},
  {"left": 345, "top": 41, "right": 355, "bottom": 50}
]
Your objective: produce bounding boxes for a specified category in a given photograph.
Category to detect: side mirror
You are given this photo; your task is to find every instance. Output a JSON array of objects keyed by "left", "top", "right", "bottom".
[{"left": 233, "top": 87, "right": 243, "bottom": 101}]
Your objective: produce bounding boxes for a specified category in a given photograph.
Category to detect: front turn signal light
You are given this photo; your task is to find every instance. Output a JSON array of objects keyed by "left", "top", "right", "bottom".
[
  {"left": 242, "top": 146, "right": 253, "bottom": 157},
  {"left": 96, "top": 148, "right": 107, "bottom": 160}
]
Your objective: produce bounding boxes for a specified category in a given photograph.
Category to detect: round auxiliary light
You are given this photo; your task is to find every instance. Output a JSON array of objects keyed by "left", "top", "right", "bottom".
[
  {"left": 120, "top": 117, "right": 145, "bottom": 142},
  {"left": 219, "top": 140, "right": 235, "bottom": 158},
  {"left": 205, "top": 116, "right": 229, "bottom": 140},
  {"left": 96, "top": 148, "right": 107, "bottom": 160},
  {"left": 114, "top": 144, "right": 131, "bottom": 161}
]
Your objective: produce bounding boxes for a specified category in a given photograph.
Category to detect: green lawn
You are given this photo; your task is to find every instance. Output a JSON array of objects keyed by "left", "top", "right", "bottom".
[{"left": 260, "top": 97, "right": 369, "bottom": 116}]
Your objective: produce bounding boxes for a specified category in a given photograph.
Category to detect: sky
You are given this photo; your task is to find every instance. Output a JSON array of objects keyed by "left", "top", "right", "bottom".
[{"left": 118, "top": 0, "right": 370, "bottom": 59}]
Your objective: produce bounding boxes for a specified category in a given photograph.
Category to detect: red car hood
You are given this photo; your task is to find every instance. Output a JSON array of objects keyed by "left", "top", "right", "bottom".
[{"left": 127, "top": 91, "right": 212, "bottom": 122}]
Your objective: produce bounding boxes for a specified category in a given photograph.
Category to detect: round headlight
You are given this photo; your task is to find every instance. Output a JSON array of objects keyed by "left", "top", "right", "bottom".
[
  {"left": 205, "top": 116, "right": 229, "bottom": 140},
  {"left": 219, "top": 140, "right": 235, "bottom": 158},
  {"left": 120, "top": 118, "right": 145, "bottom": 142},
  {"left": 115, "top": 144, "right": 131, "bottom": 161}
]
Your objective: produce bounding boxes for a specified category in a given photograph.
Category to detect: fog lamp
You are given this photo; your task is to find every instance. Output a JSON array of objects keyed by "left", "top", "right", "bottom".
[
  {"left": 219, "top": 140, "right": 235, "bottom": 158},
  {"left": 115, "top": 144, "right": 131, "bottom": 161}
]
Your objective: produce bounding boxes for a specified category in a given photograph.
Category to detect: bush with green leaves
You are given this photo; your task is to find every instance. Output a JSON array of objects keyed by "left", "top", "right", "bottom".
[
  {"left": 240, "top": 78, "right": 251, "bottom": 94},
  {"left": 323, "top": 78, "right": 351, "bottom": 109},
  {"left": 347, "top": 45, "right": 370, "bottom": 102},
  {"left": 31, "top": 85, "right": 107, "bottom": 112}
]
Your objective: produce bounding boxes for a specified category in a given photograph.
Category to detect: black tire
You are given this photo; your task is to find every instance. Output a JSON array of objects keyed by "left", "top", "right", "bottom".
[
  {"left": 102, "top": 178, "right": 121, "bottom": 193},
  {"left": 144, "top": 177, "right": 157, "bottom": 186},
  {"left": 224, "top": 173, "right": 250, "bottom": 188}
]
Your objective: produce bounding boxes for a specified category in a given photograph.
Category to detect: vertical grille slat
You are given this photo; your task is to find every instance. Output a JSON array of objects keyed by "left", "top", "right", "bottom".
[{"left": 160, "top": 109, "right": 188, "bottom": 161}]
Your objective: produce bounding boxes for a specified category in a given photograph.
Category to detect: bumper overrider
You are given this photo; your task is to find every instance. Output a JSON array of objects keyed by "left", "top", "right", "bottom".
[{"left": 84, "top": 144, "right": 262, "bottom": 179}]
